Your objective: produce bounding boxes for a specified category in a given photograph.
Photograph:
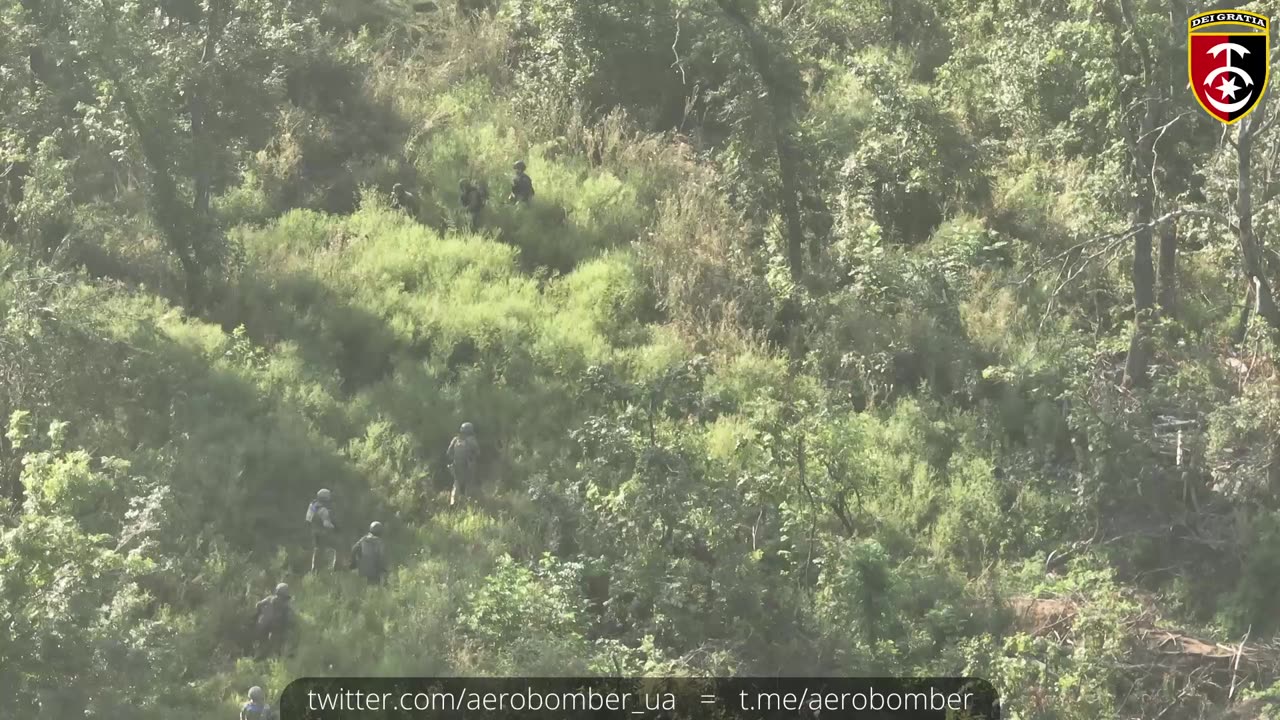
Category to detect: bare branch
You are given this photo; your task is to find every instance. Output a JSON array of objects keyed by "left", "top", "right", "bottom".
[
  {"left": 1148, "top": 112, "right": 1194, "bottom": 194},
  {"left": 1154, "top": 207, "right": 1236, "bottom": 229},
  {"left": 1021, "top": 207, "right": 1237, "bottom": 327},
  {"left": 1255, "top": 109, "right": 1277, "bottom": 138},
  {"left": 1141, "top": 111, "right": 1194, "bottom": 145},
  {"left": 671, "top": 14, "right": 687, "bottom": 85},
  {"left": 1020, "top": 207, "right": 1235, "bottom": 287}
]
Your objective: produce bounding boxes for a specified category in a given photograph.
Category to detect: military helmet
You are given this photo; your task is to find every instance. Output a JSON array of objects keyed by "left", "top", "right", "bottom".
[
  {"left": 317, "top": 488, "right": 332, "bottom": 501},
  {"left": 275, "top": 582, "right": 290, "bottom": 597},
  {"left": 249, "top": 686, "right": 266, "bottom": 703},
  {"left": 513, "top": 160, "right": 526, "bottom": 171},
  {"left": 460, "top": 422, "right": 475, "bottom": 435},
  {"left": 369, "top": 521, "right": 384, "bottom": 536}
]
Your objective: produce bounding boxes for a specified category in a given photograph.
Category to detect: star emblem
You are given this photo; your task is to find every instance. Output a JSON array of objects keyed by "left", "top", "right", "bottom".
[{"left": 1217, "top": 76, "right": 1242, "bottom": 100}]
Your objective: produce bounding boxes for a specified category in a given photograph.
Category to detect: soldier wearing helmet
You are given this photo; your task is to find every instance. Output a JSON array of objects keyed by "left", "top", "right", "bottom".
[
  {"left": 459, "top": 178, "right": 489, "bottom": 230},
  {"left": 240, "top": 685, "right": 277, "bottom": 720},
  {"left": 509, "top": 161, "right": 534, "bottom": 204},
  {"left": 350, "top": 520, "right": 388, "bottom": 585},
  {"left": 252, "top": 583, "right": 293, "bottom": 659},
  {"left": 306, "top": 488, "right": 338, "bottom": 572},
  {"left": 446, "top": 422, "right": 480, "bottom": 507}
]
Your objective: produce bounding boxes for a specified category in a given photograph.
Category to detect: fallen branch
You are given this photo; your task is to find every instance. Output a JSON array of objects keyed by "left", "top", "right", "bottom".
[{"left": 1007, "top": 596, "right": 1280, "bottom": 681}]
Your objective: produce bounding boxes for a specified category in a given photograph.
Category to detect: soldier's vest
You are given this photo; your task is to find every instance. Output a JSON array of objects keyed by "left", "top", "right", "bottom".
[
  {"left": 453, "top": 436, "right": 478, "bottom": 467},
  {"left": 513, "top": 174, "right": 533, "bottom": 199},
  {"left": 257, "top": 596, "right": 287, "bottom": 630},
  {"left": 306, "top": 502, "right": 332, "bottom": 533},
  {"left": 465, "top": 188, "right": 485, "bottom": 210},
  {"left": 242, "top": 701, "right": 272, "bottom": 719},
  {"left": 355, "top": 535, "right": 385, "bottom": 577}
]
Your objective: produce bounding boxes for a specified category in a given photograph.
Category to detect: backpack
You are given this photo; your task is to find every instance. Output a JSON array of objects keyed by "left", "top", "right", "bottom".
[
  {"left": 242, "top": 702, "right": 278, "bottom": 720},
  {"left": 512, "top": 173, "right": 534, "bottom": 200},
  {"left": 256, "top": 596, "right": 285, "bottom": 630},
  {"left": 451, "top": 435, "right": 477, "bottom": 467},
  {"left": 353, "top": 535, "right": 386, "bottom": 577},
  {"left": 306, "top": 501, "right": 331, "bottom": 530}
]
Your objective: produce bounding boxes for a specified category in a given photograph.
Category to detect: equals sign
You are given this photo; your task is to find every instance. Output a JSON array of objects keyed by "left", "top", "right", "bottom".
[{"left": 700, "top": 695, "right": 717, "bottom": 704}]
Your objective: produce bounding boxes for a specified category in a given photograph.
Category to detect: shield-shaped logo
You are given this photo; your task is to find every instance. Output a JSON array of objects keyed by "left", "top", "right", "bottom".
[{"left": 1189, "top": 10, "right": 1270, "bottom": 124}]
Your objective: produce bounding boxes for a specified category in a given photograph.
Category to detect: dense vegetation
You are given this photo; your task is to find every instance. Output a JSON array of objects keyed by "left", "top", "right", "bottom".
[{"left": 4, "top": 0, "right": 1280, "bottom": 717}]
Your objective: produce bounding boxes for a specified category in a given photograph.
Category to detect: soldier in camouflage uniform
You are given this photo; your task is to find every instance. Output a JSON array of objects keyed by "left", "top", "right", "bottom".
[
  {"left": 252, "top": 583, "right": 292, "bottom": 659},
  {"left": 459, "top": 179, "right": 489, "bottom": 230},
  {"left": 240, "top": 686, "right": 278, "bottom": 720},
  {"left": 350, "top": 521, "right": 389, "bottom": 585},
  {"left": 509, "top": 161, "right": 534, "bottom": 204},
  {"left": 446, "top": 422, "right": 479, "bottom": 507},
  {"left": 306, "top": 488, "right": 338, "bottom": 572}
]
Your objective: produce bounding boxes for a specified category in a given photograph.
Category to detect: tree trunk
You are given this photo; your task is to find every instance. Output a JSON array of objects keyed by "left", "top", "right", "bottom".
[
  {"left": 18, "top": 0, "right": 54, "bottom": 88},
  {"left": 713, "top": 0, "right": 805, "bottom": 281},
  {"left": 1157, "top": 221, "right": 1178, "bottom": 316},
  {"left": 1123, "top": 104, "right": 1157, "bottom": 388},
  {"left": 80, "top": 1, "right": 206, "bottom": 310},
  {"left": 190, "top": 0, "right": 223, "bottom": 221},
  {"left": 1235, "top": 109, "right": 1280, "bottom": 335},
  {"left": 773, "top": 117, "right": 806, "bottom": 282},
  {"left": 1114, "top": 0, "right": 1157, "bottom": 388},
  {"left": 190, "top": 92, "right": 211, "bottom": 219},
  {"left": 1232, "top": 278, "right": 1256, "bottom": 345},
  {"left": 1232, "top": 113, "right": 1280, "bottom": 341},
  {"left": 1155, "top": 0, "right": 1186, "bottom": 320},
  {"left": 119, "top": 86, "right": 205, "bottom": 310}
]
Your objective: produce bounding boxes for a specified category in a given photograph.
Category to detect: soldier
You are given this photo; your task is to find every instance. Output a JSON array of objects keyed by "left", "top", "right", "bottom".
[
  {"left": 446, "top": 422, "right": 479, "bottom": 507},
  {"left": 252, "top": 583, "right": 292, "bottom": 659},
  {"left": 459, "top": 179, "right": 488, "bottom": 230},
  {"left": 509, "top": 161, "right": 534, "bottom": 204},
  {"left": 350, "top": 521, "right": 388, "bottom": 585},
  {"left": 240, "top": 686, "right": 277, "bottom": 720},
  {"left": 306, "top": 488, "right": 338, "bottom": 572}
]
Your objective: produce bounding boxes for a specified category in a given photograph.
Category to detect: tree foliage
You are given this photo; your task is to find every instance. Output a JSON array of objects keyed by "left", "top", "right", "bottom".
[{"left": 4, "top": 0, "right": 1280, "bottom": 717}]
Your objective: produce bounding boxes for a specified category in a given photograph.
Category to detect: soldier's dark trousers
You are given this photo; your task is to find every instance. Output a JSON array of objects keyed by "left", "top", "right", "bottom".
[
  {"left": 254, "top": 628, "right": 284, "bottom": 659},
  {"left": 450, "top": 465, "right": 473, "bottom": 506},
  {"left": 311, "top": 532, "right": 338, "bottom": 572}
]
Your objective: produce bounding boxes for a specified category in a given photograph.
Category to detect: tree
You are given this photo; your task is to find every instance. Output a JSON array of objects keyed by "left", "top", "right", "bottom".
[
  {"left": 1, "top": 0, "right": 320, "bottom": 308},
  {"left": 1108, "top": 0, "right": 1161, "bottom": 388},
  {"left": 708, "top": 0, "right": 807, "bottom": 281},
  {"left": 1, "top": 422, "right": 174, "bottom": 718},
  {"left": 1230, "top": 99, "right": 1280, "bottom": 340}
]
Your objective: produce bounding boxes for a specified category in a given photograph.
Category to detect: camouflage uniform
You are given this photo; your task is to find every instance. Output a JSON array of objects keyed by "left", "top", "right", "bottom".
[
  {"left": 241, "top": 687, "right": 277, "bottom": 720},
  {"left": 350, "top": 522, "right": 388, "bottom": 585},
  {"left": 447, "top": 423, "right": 479, "bottom": 506},
  {"left": 509, "top": 161, "right": 534, "bottom": 204},
  {"left": 253, "top": 585, "right": 292, "bottom": 659},
  {"left": 459, "top": 179, "right": 488, "bottom": 230},
  {"left": 307, "top": 490, "right": 338, "bottom": 572}
]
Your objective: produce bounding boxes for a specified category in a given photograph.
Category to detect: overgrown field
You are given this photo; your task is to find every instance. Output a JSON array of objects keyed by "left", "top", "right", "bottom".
[{"left": 4, "top": 1, "right": 1280, "bottom": 718}]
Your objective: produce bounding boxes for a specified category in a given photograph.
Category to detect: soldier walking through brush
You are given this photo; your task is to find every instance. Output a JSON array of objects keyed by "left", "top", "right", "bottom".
[
  {"left": 306, "top": 488, "right": 338, "bottom": 572},
  {"left": 251, "top": 583, "right": 293, "bottom": 659},
  {"left": 447, "top": 422, "right": 479, "bottom": 507},
  {"left": 459, "top": 178, "right": 489, "bottom": 230},
  {"left": 509, "top": 161, "right": 534, "bottom": 204},
  {"left": 240, "top": 685, "right": 278, "bottom": 719},
  {"left": 350, "top": 521, "right": 389, "bottom": 585}
]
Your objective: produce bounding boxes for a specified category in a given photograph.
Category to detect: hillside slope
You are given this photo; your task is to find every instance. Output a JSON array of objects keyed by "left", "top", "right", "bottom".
[{"left": 5, "top": 2, "right": 1280, "bottom": 719}]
